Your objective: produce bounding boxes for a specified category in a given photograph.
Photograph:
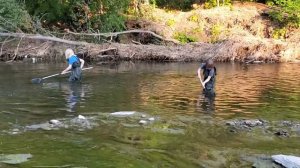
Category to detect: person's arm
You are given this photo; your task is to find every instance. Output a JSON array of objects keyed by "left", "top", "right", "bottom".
[
  {"left": 61, "top": 64, "right": 72, "bottom": 74},
  {"left": 197, "top": 68, "right": 205, "bottom": 88},
  {"left": 202, "top": 68, "right": 215, "bottom": 86},
  {"left": 79, "top": 58, "right": 84, "bottom": 69},
  {"left": 202, "top": 76, "right": 211, "bottom": 86}
]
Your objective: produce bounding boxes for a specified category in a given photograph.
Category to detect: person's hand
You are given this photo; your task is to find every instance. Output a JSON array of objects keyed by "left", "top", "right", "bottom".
[
  {"left": 61, "top": 71, "right": 66, "bottom": 75},
  {"left": 201, "top": 82, "right": 205, "bottom": 89}
]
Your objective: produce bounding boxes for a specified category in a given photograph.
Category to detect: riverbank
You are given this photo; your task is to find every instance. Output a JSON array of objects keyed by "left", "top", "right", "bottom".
[
  {"left": 0, "top": 35, "right": 299, "bottom": 63},
  {"left": 0, "top": 2, "right": 299, "bottom": 63}
]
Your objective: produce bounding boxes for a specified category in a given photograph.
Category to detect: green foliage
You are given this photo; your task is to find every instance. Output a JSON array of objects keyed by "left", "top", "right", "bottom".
[
  {"left": 173, "top": 32, "right": 197, "bottom": 44},
  {"left": 192, "top": 27, "right": 203, "bottom": 34},
  {"left": 267, "top": 0, "right": 300, "bottom": 28},
  {"left": 0, "top": 0, "right": 33, "bottom": 32},
  {"left": 152, "top": 0, "right": 197, "bottom": 11},
  {"left": 210, "top": 24, "right": 222, "bottom": 43},
  {"left": 204, "top": 0, "right": 231, "bottom": 9},
  {"left": 188, "top": 13, "right": 200, "bottom": 23},
  {"left": 166, "top": 19, "right": 176, "bottom": 27},
  {"left": 272, "top": 28, "right": 287, "bottom": 39},
  {"left": 139, "top": 4, "right": 159, "bottom": 21},
  {"left": 98, "top": 0, "right": 130, "bottom": 32},
  {"left": 24, "top": 0, "right": 130, "bottom": 32}
]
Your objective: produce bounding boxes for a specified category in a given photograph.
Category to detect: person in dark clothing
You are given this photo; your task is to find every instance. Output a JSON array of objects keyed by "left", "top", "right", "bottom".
[
  {"left": 61, "top": 49, "right": 85, "bottom": 82},
  {"left": 197, "top": 59, "right": 216, "bottom": 97}
]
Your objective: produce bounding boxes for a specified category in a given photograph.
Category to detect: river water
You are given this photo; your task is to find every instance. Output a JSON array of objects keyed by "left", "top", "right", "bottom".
[{"left": 0, "top": 62, "right": 299, "bottom": 167}]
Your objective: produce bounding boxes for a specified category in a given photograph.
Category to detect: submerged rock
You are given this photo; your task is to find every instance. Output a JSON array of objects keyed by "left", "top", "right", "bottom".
[
  {"left": 108, "top": 111, "right": 157, "bottom": 126},
  {"left": 274, "top": 130, "right": 290, "bottom": 137},
  {"left": 225, "top": 119, "right": 266, "bottom": 131},
  {"left": 272, "top": 155, "right": 300, "bottom": 168},
  {"left": 110, "top": 111, "right": 136, "bottom": 117},
  {"left": 20, "top": 115, "right": 97, "bottom": 132},
  {"left": 241, "top": 155, "right": 282, "bottom": 168},
  {"left": 139, "top": 120, "right": 148, "bottom": 125},
  {"left": 225, "top": 119, "right": 300, "bottom": 138},
  {"left": 49, "top": 119, "right": 61, "bottom": 125},
  {"left": 25, "top": 123, "right": 60, "bottom": 131},
  {"left": 148, "top": 117, "right": 155, "bottom": 121},
  {"left": 151, "top": 127, "right": 185, "bottom": 134},
  {"left": 0, "top": 154, "right": 32, "bottom": 164},
  {"left": 69, "top": 115, "right": 93, "bottom": 129}
]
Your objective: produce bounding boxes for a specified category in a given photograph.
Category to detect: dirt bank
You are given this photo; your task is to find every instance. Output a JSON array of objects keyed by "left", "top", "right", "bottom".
[{"left": 0, "top": 35, "right": 298, "bottom": 63}]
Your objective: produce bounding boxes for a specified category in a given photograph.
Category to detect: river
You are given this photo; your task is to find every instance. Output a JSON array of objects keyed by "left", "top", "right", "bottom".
[{"left": 0, "top": 62, "right": 299, "bottom": 167}]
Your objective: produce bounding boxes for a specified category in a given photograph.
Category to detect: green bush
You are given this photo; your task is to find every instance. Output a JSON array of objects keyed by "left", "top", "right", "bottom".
[
  {"left": 272, "top": 28, "right": 287, "bottom": 39},
  {"left": 173, "top": 32, "right": 197, "bottom": 44},
  {"left": 188, "top": 13, "right": 200, "bottom": 23},
  {"left": 204, "top": 0, "right": 231, "bottom": 9},
  {"left": 210, "top": 24, "right": 222, "bottom": 43},
  {"left": 267, "top": 0, "right": 300, "bottom": 28},
  {"left": 0, "top": 0, "right": 33, "bottom": 32},
  {"left": 166, "top": 19, "right": 176, "bottom": 27}
]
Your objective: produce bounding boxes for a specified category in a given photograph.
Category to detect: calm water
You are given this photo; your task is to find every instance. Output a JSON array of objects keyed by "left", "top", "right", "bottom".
[{"left": 0, "top": 62, "right": 299, "bottom": 167}]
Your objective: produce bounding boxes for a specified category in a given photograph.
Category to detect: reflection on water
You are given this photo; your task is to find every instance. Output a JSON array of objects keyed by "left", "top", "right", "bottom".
[
  {"left": 196, "top": 92, "right": 215, "bottom": 114},
  {"left": 60, "top": 83, "right": 87, "bottom": 112},
  {"left": 42, "top": 82, "right": 91, "bottom": 113}
]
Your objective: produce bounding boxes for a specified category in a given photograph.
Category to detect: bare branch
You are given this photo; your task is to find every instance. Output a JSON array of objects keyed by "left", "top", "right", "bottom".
[
  {"left": 6, "top": 35, "right": 24, "bottom": 62},
  {"left": 0, "top": 32, "right": 89, "bottom": 45},
  {"left": 64, "top": 29, "right": 179, "bottom": 44}
]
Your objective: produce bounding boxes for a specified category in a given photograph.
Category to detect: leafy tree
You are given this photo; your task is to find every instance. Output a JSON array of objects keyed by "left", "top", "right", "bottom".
[
  {"left": 267, "top": 0, "right": 300, "bottom": 28},
  {"left": 24, "top": 0, "right": 130, "bottom": 32},
  {"left": 150, "top": 0, "right": 197, "bottom": 11},
  {"left": 0, "top": 0, "right": 33, "bottom": 32},
  {"left": 204, "top": 0, "right": 231, "bottom": 8}
]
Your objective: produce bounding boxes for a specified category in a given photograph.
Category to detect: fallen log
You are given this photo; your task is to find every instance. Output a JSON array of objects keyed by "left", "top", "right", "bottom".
[
  {"left": 63, "top": 29, "right": 179, "bottom": 44},
  {"left": 0, "top": 32, "right": 89, "bottom": 46}
]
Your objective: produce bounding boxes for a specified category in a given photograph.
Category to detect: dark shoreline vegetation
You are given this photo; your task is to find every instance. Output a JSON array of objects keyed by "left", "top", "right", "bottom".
[{"left": 0, "top": 0, "right": 299, "bottom": 63}]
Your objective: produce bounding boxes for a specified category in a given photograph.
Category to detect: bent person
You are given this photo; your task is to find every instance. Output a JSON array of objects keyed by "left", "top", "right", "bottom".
[
  {"left": 61, "top": 49, "right": 85, "bottom": 82},
  {"left": 197, "top": 59, "right": 216, "bottom": 97}
]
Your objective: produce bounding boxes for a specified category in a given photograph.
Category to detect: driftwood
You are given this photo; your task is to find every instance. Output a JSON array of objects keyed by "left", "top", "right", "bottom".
[
  {"left": 0, "top": 32, "right": 89, "bottom": 45},
  {"left": 64, "top": 29, "right": 179, "bottom": 44},
  {"left": 98, "top": 48, "right": 117, "bottom": 53},
  {"left": 0, "top": 32, "right": 299, "bottom": 62}
]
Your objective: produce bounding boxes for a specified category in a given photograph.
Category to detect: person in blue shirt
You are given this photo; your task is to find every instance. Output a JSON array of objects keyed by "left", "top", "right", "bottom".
[
  {"left": 61, "top": 49, "right": 85, "bottom": 82},
  {"left": 197, "top": 59, "right": 216, "bottom": 97}
]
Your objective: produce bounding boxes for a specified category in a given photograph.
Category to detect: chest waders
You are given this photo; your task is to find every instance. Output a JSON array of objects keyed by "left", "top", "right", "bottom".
[
  {"left": 69, "top": 58, "right": 82, "bottom": 82},
  {"left": 203, "top": 67, "right": 216, "bottom": 96}
]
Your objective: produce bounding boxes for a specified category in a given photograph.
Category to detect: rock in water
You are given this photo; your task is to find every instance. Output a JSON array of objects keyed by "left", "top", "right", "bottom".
[
  {"left": 139, "top": 120, "right": 147, "bottom": 125},
  {"left": 0, "top": 154, "right": 32, "bottom": 164},
  {"left": 110, "top": 111, "right": 136, "bottom": 116},
  {"left": 272, "top": 155, "right": 300, "bottom": 168},
  {"left": 78, "top": 115, "right": 86, "bottom": 119}
]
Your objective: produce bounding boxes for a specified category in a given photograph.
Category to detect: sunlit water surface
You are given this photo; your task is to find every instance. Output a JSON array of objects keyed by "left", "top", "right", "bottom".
[{"left": 0, "top": 62, "right": 299, "bottom": 167}]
